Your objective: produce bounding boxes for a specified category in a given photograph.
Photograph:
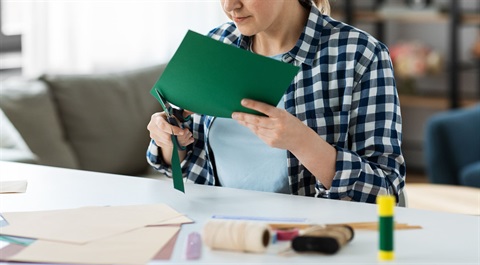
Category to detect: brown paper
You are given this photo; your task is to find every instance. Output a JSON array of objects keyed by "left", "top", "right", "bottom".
[
  {"left": 1, "top": 204, "right": 182, "bottom": 244},
  {"left": 9, "top": 226, "right": 180, "bottom": 265},
  {"left": 153, "top": 228, "right": 180, "bottom": 260}
]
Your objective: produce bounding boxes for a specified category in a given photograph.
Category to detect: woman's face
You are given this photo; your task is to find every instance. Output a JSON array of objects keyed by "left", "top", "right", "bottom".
[{"left": 220, "top": 0, "right": 288, "bottom": 36}]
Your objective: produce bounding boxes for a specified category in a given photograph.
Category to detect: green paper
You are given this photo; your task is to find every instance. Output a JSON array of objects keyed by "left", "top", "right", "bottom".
[
  {"left": 170, "top": 135, "right": 185, "bottom": 193},
  {"left": 150, "top": 30, "right": 300, "bottom": 118},
  {"left": 0, "top": 235, "right": 35, "bottom": 246}
]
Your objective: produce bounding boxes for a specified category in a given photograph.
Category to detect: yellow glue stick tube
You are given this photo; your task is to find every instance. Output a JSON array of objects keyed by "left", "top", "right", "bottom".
[{"left": 377, "top": 195, "right": 395, "bottom": 261}]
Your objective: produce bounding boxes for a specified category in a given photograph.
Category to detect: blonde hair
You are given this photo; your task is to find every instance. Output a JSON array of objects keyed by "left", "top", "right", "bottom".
[
  {"left": 314, "top": 0, "right": 331, "bottom": 15},
  {"left": 298, "top": 0, "right": 331, "bottom": 15}
]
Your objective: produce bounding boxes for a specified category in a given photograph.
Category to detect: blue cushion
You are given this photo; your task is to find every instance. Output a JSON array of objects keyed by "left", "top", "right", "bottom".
[{"left": 460, "top": 161, "right": 480, "bottom": 188}]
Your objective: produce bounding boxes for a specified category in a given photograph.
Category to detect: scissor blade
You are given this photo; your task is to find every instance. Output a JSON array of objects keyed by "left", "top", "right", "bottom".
[{"left": 155, "top": 89, "right": 171, "bottom": 117}]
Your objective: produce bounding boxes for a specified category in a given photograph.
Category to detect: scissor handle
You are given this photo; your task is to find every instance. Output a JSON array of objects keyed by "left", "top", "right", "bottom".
[
  {"left": 171, "top": 107, "right": 191, "bottom": 123},
  {"left": 167, "top": 116, "right": 181, "bottom": 127}
]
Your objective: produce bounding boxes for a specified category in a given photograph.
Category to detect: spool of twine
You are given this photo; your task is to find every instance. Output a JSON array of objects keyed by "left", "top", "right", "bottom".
[{"left": 202, "top": 220, "right": 270, "bottom": 253}]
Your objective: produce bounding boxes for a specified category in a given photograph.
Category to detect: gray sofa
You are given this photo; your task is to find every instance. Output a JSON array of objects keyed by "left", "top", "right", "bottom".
[{"left": 0, "top": 64, "right": 167, "bottom": 178}]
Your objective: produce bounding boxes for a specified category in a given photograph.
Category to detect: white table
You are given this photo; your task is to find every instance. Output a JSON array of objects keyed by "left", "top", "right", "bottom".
[{"left": 1, "top": 161, "right": 479, "bottom": 264}]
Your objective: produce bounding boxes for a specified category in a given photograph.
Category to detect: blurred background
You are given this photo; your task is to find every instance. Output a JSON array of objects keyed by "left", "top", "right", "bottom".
[
  {"left": 0, "top": 0, "right": 479, "bottom": 212},
  {"left": 329, "top": 0, "right": 480, "bottom": 183}
]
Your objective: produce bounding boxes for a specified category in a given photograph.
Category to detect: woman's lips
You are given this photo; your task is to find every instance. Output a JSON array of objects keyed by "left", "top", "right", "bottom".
[{"left": 233, "top": 16, "right": 250, "bottom": 23}]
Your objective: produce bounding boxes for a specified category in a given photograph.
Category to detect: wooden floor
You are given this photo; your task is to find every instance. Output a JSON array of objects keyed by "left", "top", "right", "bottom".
[
  {"left": 404, "top": 170, "right": 480, "bottom": 215},
  {"left": 406, "top": 184, "right": 480, "bottom": 215}
]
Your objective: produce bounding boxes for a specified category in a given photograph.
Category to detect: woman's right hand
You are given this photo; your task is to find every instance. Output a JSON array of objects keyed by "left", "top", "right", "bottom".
[{"left": 147, "top": 112, "right": 194, "bottom": 150}]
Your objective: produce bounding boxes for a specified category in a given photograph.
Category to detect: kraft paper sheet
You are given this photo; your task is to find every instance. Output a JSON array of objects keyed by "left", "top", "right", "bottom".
[
  {"left": 0, "top": 204, "right": 182, "bottom": 244},
  {"left": 8, "top": 226, "right": 180, "bottom": 265}
]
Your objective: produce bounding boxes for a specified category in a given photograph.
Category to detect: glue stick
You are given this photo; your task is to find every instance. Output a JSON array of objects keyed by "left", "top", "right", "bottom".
[{"left": 377, "top": 195, "right": 395, "bottom": 261}]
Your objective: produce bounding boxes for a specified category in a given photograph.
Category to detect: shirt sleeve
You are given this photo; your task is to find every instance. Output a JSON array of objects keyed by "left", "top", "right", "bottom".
[
  {"left": 324, "top": 43, "right": 406, "bottom": 203},
  {"left": 146, "top": 139, "right": 172, "bottom": 176}
]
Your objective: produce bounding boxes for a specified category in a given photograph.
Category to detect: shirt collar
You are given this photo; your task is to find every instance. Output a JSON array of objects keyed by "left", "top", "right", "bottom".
[
  {"left": 288, "top": 5, "right": 323, "bottom": 66},
  {"left": 238, "top": 35, "right": 251, "bottom": 50}
]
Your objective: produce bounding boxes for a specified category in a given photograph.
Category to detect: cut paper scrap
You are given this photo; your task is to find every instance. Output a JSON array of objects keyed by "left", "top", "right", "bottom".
[
  {"left": 0, "top": 180, "right": 27, "bottom": 193},
  {"left": 0, "top": 235, "right": 35, "bottom": 246},
  {"left": 7, "top": 226, "right": 180, "bottom": 265},
  {"left": 0, "top": 204, "right": 182, "bottom": 244}
]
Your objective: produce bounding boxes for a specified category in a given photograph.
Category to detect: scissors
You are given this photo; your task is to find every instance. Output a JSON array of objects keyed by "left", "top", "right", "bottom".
[{"left": 154, "top": 89, "right": 189, "bottom": 150}]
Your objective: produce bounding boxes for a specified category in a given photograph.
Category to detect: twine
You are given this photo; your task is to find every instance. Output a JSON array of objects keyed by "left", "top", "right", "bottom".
[{"left": 202, "top": 220, "right": 270, "bottom": 253}]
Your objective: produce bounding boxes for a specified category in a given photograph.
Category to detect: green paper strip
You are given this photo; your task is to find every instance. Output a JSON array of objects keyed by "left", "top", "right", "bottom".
[
  {"left": 0, "top": 235, "right": 35, "bottom": 246},
  {"left": 171, "top": 135, "right": 185, "bottom": 193}
]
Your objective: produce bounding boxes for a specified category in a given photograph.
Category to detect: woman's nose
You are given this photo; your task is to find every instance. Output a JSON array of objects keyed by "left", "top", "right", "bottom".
[{"left": 223, "top": 0, "right": 241, "bottom": 12}]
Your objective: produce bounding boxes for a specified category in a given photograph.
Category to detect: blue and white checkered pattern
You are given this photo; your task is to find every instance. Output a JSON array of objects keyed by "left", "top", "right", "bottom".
[{"left": 147, "top": 5, "right": 406, "bottom": 203}]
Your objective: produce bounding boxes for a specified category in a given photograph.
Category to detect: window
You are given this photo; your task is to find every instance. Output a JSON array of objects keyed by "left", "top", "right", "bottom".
[{"left": 0, "top": 0, "right": 22, "bottom": 52}]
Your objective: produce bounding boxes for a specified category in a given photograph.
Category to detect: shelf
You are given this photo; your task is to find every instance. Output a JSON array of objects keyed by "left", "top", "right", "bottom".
[
  {"left": 339, "top": 0, "right": 480, "bottom": 109},
  {"left": 332, "top": 11, "right": 480, "bottom": 25},
  {"left": 462, "top": 13, "right": 480, "bottom": 26}
]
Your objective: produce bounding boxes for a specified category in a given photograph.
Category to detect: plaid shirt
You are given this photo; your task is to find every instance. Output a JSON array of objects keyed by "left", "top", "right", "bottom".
[{"left": 147, "top": 5, "right": 406, "bottom": 203}]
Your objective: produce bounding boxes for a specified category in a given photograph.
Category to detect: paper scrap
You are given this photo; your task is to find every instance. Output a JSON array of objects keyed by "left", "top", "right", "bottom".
[
  {"left": 0, "top": 235, "right": 35, "bottom": 246},
  {"left": 0, "top": 180, "right": 27, "bottom": 193}
]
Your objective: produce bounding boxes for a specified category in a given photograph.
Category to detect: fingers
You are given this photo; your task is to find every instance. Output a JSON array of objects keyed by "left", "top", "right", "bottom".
[
  {"left": 232, "top": 99, "right": 285, "bottom": 130},
  {"left": 232, "top": 112, "right": 271, "bottom": 128},
  {"left": 147, "top": 113, "right": 171, "bottom": 147},
  {"left": 240, "top": 99, "right": 278, "bottom": 117},
  {"left": 147, "top": 112, "right": 194, "bottom": 148}
]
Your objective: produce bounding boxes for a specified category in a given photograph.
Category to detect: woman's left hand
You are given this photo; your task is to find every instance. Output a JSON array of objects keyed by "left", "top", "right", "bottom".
[{"left": 232, "top": 99, "right": 309, "bottom": 151}]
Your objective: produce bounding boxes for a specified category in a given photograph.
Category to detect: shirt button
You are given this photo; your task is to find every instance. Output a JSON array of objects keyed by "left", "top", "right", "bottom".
[{"left": 282, "top": 54, "right": 292, "bottom": 63}]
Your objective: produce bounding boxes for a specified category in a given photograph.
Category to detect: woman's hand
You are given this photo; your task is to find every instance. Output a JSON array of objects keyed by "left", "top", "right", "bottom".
[
  {"left": 147, "top": 112, "right": 194, "bottom": 165},
  {"left": 232, "top": 99, "right": 337, "bottom": 188},
  {"left": 231, "top": 99, "right": 309, "bottom": 152},
  {"left": 147, "top": 112, "right": 194, "bottom": 149}
]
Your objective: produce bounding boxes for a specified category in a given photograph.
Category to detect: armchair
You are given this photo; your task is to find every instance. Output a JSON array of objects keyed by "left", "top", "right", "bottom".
[{"left": 424, "top": 104, "right": 480, "bottom": 188}]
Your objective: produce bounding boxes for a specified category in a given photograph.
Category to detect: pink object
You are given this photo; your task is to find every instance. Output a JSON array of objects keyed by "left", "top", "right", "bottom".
[
  {"left": 275, "top": 228, "right": 299, "bottom": 241},
  {"left": 185, "top": 232, "right": 202, "bottom": 260}
]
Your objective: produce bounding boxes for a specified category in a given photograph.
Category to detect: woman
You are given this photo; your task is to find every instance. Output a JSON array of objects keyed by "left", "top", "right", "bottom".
[{"left": 146, "top": 0, "right": 406, "bottom": 204}]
